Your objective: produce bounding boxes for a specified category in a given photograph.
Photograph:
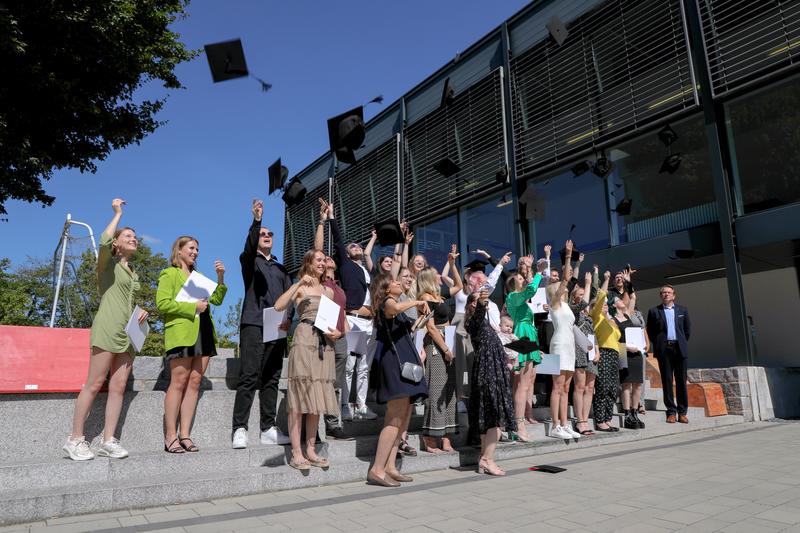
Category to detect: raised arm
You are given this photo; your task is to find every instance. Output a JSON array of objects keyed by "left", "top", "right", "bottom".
[
  {"left": 574, "top": 252, "right": 584, "bottom": 279},
  {"left": 364, "top": 230, "right": 377, "bottom": 272},
  {"left": 103, "top": 198, "right": 125, "bottom": 240},
  {"left": 313, "top": 199, "right": 328, "bottom": 252},
  {"left": 384, "top": 296, "right": 429, "bottom": 319},
  {"left": 242, "top": 200, "right": 263, "bottom": 265},
  {"left": 486, "top": 252, "right": 511, "bottom": 291},
  {"left": 555, "top": 240, "right": 574, "bottom": 303},
  {"left": 209, "top": 261, "right": 227, "bottom": 305},
  {"left": 625, "top": 290, "right": 637, "bottom": 317},
  {"left": 440, "top": 258, "right": 454, "bottom": 287},
  {"left": 401, "top": 222, "right": 412, "bottom": 268},
  {"left": 390, "top": 243, "right": 403, "bottom": 278},
  {"left": 326, "top": 201, "right": 347, "bottom": 271},
  {"left": 582, "top": 271, "right": 592, "bottom": 303},
  {"left": 446, "top": 244, "right": 463, "bottom": 296},
  {"left": 98, "top": 198, "right": 125, "bottom": 272}
]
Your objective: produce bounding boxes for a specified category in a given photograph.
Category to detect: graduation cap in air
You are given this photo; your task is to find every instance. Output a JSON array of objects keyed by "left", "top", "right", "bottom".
[
  {"left": 268, "top": 158, "right": 289, "bottom": 195},
  {"left": 433, "top": 157, "right": 461, "bottom": 177},
  {"left": 327, "top": 106, "right": 366, "bottom": 165},
  {"left": 546, "top": 15, "right": 569, "bottom": 46},
  {"left": 441, "top": 77, "right": 456, "bottom": 107},
  {"left": 464, "top": 259, "right": 489, "bottom": 274},
  {"left": 204, "top": 38, "right": 272, "bottom": 91},
  {"left": 374, "top": 219, "right": 404, "bottom": 246},
  {"left": 613, "top": 198, "right": 633, "bottom": 216},
  {"left": 281, "top": 179, "right": 307, "bottom": 207},
  {"left": 504, "top": 338, "right": 540, "bottom": 354}
]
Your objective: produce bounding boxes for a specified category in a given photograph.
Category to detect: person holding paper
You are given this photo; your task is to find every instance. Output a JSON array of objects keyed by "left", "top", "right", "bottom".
[
  {"left": 611, "top": 277, "right": 646, "bottom": 430},
  {"left": 569, "top": 271, "right": 598, "bottom": 436},
  {"left": 503, "top": 248, "right": 548, "bottom": 442},
  {"left": 418, "top": 246, "right": 462, "bottom": 454},
  {"left": 64, "top": 198, "right": 148, "bottom": 461},
  {"left": 232, "top": 200, "right": 293, "bottom": 449},
  {"left": 156, "top": 236, "right": 227, "bottom": 453},
  {"left": 590, "top": 273, "right": 622, "bottom": 432},
  {"left": 367, "top": 275, "right": 430, "bottom": 487},
  {"left": 465, "top": 289, "right": 517, "bottom": 477},
  {"left": 274, "top": 250, "right": 341, "bottom": 471},
  {"left": 646, "top": 285, "right": 692, "bottom": 424}
]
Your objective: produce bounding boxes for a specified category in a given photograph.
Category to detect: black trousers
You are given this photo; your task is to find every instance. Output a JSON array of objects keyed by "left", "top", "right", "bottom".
[
  {"left": 656, "top": 344, "right": 688, "bottom": 416},
  {"left": 324, "top": 337, "right": 348, "bottom": 431},
  {"left": 232, "top": 325, "right": 287, "bottom": 432}
]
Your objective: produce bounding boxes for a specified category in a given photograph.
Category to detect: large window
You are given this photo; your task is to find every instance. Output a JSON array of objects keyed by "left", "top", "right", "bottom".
[
  {"left": 414, "top": 213, "right": 457, "bottom": 273},
  {"left": 727, "top": 76, "right": 800, "bottom": 214},
  {"left": 610, "top": 114, "right": 716, "bottom": 243},
  {"left": 463, "top": 195, "right": 516, "bottom": 260}
]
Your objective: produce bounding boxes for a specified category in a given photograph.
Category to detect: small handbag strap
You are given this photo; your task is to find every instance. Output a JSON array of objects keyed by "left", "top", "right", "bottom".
[{"left": 378, "top": 298, "right": 421, "bottom": 371}]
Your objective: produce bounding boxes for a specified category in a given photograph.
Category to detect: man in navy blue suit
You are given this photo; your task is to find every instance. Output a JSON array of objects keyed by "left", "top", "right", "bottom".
[{"left": 646, "top": 285, "right": 692, "bottom": 424}]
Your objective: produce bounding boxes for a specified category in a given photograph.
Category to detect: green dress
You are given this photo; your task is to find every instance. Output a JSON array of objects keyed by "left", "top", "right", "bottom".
[
  {"left": 504, "top": 273, "right": 543, "bottom": 369},
  {"left": 89, "top": 231, "right": 140, "bottom": 355}
]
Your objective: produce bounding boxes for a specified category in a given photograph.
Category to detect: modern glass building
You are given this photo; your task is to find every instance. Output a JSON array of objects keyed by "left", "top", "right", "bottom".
[{"left": 284, "top": 0, "right": 800, "bottom": 370}]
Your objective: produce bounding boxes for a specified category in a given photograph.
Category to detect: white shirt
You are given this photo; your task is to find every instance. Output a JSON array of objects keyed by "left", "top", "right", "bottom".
[{"left": 454, "top": 262, "right": 504, "bottom": 314}]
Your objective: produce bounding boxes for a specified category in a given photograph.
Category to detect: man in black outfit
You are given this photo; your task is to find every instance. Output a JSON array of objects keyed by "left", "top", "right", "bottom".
[
  {"left": 646, "top": 284, "right": 692, "bottom": 424},
  {"left": 231, "top": 200, "right": 292, "bottom": 448}
]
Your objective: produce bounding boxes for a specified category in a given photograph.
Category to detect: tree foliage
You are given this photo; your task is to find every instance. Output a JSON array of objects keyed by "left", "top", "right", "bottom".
[
  {"left": 215, "top": 297, "right": 242, "bottom": 356},
  {"left": 0, "top": 0, "right": 196, "bottom": 217},
  {"left": 0, "top": 242, "right": 170, "bottom": 355}
]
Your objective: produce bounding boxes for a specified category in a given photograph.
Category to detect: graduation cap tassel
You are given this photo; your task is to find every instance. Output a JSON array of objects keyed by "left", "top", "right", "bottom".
[{"left": 251, "top": 74, "right": 272, "bottom": 93}]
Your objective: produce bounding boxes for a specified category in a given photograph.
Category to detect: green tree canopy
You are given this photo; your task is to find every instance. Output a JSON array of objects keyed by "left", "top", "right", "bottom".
[{"left": 0, "top": 0, "right": 196, "bottom": 217}]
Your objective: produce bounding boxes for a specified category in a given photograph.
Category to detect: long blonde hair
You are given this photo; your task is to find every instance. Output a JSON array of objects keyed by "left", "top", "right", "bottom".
[
  {"left": 416, "top": 266, "right": 441, "bottom": 300},
  {"left": 170, "top": 236, "right": 198, "bottom": 270}
]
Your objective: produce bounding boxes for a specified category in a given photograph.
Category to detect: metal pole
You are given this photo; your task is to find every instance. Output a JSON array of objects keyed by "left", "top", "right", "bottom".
[
  {"left": 49, "top": 214, "right": 71, "bottom": 327},
  {"left": 68, "top": 219, "right": 98, "bottom": 260}
]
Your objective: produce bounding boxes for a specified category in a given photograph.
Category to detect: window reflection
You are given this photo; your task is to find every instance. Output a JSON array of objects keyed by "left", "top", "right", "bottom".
[{"left": 415, "top": 214, "right": 457, "bottom": 273}]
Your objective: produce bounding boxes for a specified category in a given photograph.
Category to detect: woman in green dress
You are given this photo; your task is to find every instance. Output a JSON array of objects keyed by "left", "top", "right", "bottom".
[
  {"left": 503, "top": 245, "right": 549, "bottom": 442},
  {"left": 156, "top": 236, "right": 226, "bottom": 453},
  {"left": 64, "top": 198, "right": 149, "bottom": 461}
]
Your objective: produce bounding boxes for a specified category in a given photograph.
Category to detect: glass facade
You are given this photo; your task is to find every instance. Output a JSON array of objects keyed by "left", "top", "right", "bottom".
[
  {"left": 727, "top": 76, "right": 800, "bottom": 214},
  {"left": 414, "top": 214, "right": 457, "bottom": 274}
]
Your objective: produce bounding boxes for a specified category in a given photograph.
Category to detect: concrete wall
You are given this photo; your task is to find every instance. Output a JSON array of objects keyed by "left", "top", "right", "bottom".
[{"left": 742, "top": 267, "right": 800, "bottom": 368}]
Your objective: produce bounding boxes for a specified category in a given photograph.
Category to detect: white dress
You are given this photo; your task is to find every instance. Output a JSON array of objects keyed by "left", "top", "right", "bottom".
[{"left": 549, "top": 302, "right": 576, "bottom": 372}]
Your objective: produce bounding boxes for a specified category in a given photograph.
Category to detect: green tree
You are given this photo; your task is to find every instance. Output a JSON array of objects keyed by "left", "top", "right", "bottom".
[
  {"left": 0, "top": 1, "right": 196, "bottom": 217},
  {"left": 215, "top": 297, "right": 242, "bottom": 356}
]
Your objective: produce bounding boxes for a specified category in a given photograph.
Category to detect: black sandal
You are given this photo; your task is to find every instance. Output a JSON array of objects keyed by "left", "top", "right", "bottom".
[
  {"left": 398, "top": 439, "right": 417, "bottom": 456},
  {"left": 179, "top": 437, "right": 199, "bottom": 452},
  {"left": 164, "top": 438, "right": 185, "bottom": 453}
]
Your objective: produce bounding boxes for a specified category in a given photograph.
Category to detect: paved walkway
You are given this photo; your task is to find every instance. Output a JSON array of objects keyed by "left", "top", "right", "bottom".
[{"left": 5, "top": 422, "right": 800, "bottom": 533}]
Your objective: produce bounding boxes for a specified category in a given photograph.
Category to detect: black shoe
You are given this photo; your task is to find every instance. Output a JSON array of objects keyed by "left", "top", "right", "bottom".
[
  {"left": 623, "top": 410, "right": 638, "bottom": 430},
  {"left": 326, "top": 427, "right": 354, "bottom": 441},
  {"left": 632, "top": 410, "right": 645, "bottom": 429}
]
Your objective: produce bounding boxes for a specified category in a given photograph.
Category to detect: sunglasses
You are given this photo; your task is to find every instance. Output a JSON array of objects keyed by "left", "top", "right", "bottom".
[{"left": 260, "top": 231, "right": 274, "bottom": 237}]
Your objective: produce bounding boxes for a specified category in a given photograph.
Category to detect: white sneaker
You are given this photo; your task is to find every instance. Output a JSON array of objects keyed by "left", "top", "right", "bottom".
[
  {"left": 354, "top": 405, "right": 378, "bottom": 420},
  {"left": 457, "top": 400, "right": 467, "bottom": 413},
  {"left": 341, "top": 403, "right": 354, "bottom": 421},
  {"left": 550, "top": 425, "right": 571, "bottom": 439},
  {"left": 63, "top": 436, "right": 95, "bottom": 461},
  {"left": 90, "top": 436, "right": 129, "bottom": 458},
  {"left": 261, "top": 426, "right": 290, "bottom": 445},
  {"left": 232, "top": 427, "right": 248, "bottom": 449},
  {"left": 566, "top": 426, "right": 581, "bottom": 439}
]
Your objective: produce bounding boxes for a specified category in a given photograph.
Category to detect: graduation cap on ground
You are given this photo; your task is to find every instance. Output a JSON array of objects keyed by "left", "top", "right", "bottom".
[
  {"left": 327, "top": 106, "right": 366, "bottom": 165},
  {"left": 433, "top": 157, "right": 460, "bottom": 177},
  {"left": 530, "top": 465, "right": 566, "bottom": 473},
  {"left": 546, "top": 16, "right": 569, "bottom": 46},
  {"left": 504, "top": 338, "right": 540, "bottom": 354},
  {"left": 281, "top": 179, "right": 306, "bottom": 207},
  {"left": 464, "top": 259, "right": 489, "bottom": 274},
  {"left": 613, "top": 198, "right": 633, "bottom": 216},
  {"left": 268, "top": 158, "right": 289, "bottom": 195},
  {"left": 204, "top": 38, "right": 272, "bottom": 92},
  {"left": 441, "top": 77, "right": 455, "bottom": 107},
  {"left": 374, "top": 219, "right": 404, "bottom": 246}
]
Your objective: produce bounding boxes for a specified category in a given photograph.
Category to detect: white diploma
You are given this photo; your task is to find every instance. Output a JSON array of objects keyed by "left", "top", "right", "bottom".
[
  {"left": 345, "top": 327, "right": 368, "bottom": 355},
  {"left": 587, "top": 334, "right": 597, "bottom": 362},
  {"left": 175, "top": 271, "right": 218, "bottom": 303},
  {"left": 125, "top": 305, "right": 149, "bottom": 353},
  {"left": 314, "top": 294, "right": 341, "bottom": 334},
  {"left": 625, "top": 327, "right": 647, "bottom": 353},
  {"left": 536, "top": 353, "right": 561, "bottom": 375},
  {"left": 415, "top": 326, "right": 456, "bottom": 355},
  {"left": 526, "top": 287, "right": 548, "bottom": 315},
  {"left": 262, "top": 307, "right": 287, "bottom": 343}
]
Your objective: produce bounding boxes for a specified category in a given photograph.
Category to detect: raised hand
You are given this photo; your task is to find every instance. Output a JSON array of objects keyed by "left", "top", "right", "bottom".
[
  {"left": 593, "top": 264, "right": 600, "bottom": 273},
  {"left": 111, "top": 198, "right": 125, "bottom": 214},
  {"left": 578, "top": 252, "right": 585, "bottom": 263},
  {"left": 478, "top": 288, "right": 490, "bottom": 303},
  {"left": 565, "top": 239, "right": 574, "bottom": 251},
  {"left": 405, "top": 231, "right": 414, "bottom": 245},
  {"left": 252, "top": 199, "right": 263, "bottom": 221},
  {"left": 603, "top": 270, "right": 611, "bottom": 280},
  {"left": 214, "top": 260, "right": 225, "bottom": 276},
  {"left": 448, "top": 243, "right": 459, "bottom": 263},
  {"left": 318, "top": 198, "right": 329, "bottom": 221},
  {"left": 585, "top": 271, "right": 592, "bottom": 284},
  {"left": 543, "top": 244, "right": 552, "bottom": 258},
  {"left": 500, "top": 251, "right": 513, "bottom": 266}
]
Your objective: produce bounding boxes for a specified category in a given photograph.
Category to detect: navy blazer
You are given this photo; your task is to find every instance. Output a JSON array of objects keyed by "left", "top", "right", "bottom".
[
  {"left": 646, "top": 303, "right": 691, "bottom": 359},
  {"left": 329, "top": 219, "right": 369, "bottom": 310}
]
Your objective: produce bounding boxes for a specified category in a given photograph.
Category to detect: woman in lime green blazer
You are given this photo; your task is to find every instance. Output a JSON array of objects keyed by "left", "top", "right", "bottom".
[{"left": 156, "top": 236, "right": 227, "bottom": 453}]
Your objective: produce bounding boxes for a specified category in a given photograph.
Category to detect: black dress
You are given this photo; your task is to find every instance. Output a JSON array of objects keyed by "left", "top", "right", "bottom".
[
  {"left": 373, "top": 298, "right": 429, "bottom": 404},
  {"left": 465, "top": 301, "right": 517, "bottom": 435}
]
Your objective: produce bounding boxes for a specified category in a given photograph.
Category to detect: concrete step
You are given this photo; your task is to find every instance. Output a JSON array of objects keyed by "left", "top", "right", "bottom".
[{"left": 0, "top": 410, "right": 745, "bottom": 526}]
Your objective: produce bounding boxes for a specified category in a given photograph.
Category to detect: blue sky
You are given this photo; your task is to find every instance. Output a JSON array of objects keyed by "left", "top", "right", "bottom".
[{"left": 0, "top": 0, "right": 530, "bottom": 317}]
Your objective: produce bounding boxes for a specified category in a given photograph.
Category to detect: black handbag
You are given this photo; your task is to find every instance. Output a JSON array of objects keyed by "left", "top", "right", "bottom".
[{"left": 379, "top": 301, "right": 424, "bottom": 383}]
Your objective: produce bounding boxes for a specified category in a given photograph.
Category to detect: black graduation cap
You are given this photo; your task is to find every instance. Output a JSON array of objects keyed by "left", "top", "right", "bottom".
[
  {"left": 546, "top": 16, "right": 569, "bottom": 46},
  {"left": 464, "top": 259, "right": 488, "bottom": 274},
  {"left": 204, "top": 39, "right": 249, "bottom": 82},
  {"left": 674, "top": 249, "right": 695, "bottom": 259},
  {"left": 613, "top": 198, "right": 633, "bottom": 216},
  {"left": 658, "top": 124, "right": 679, "bottom": 147},
  {"left": 281, "top": 179, "right": 306, "bottom": 207},
  {"left": 441, "top": 77, "right": 455, "bottom": 107},
  {"left": 560, "top": 247, "right": 581, "bottom": 264},
  {"left": 374, "top": 219, "right": 404, "bottom": 246},
  {"left": 504, "top": 338, "right": 540, "bottom": 354},
  {"left": 327, "top": 107, "right": 366, "bottom": 165},
  {"left": 592, "top": 157, "right": 614, "bottom": 178},
  {"left": 571, "top": 160, "right": 592, "bottom": 177},
  {"left": 433, "top": 157, "right": 460, "bottom": 177},
  {"left": 660, "top": 153, "right": 682, "bottom": 174},
  {"left": 268, "top": 158, "right": 289, "bottom": 195},
  {"left": 530, "top": 465, "right": 567, "bottom": 473}
]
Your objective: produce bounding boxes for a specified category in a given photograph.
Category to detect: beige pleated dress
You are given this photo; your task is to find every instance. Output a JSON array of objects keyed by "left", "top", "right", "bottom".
[{"left": 285, "top": 295, "right": 340, "bottom": 416}]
